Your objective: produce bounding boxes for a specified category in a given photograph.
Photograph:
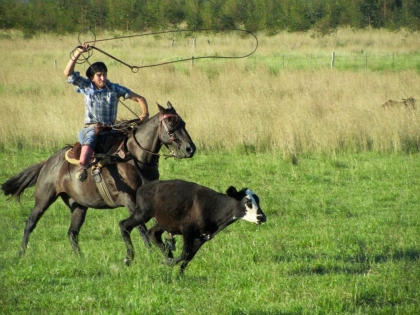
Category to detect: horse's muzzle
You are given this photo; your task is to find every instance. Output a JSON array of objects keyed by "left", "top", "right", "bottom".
[{"left": 178, "top": 143, "right": 196, "bottom": 158}]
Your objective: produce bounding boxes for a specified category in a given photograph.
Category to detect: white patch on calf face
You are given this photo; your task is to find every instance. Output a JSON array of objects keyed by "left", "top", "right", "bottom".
[{"left": 241, "top": 189, "right": 261, "bottom": 224}]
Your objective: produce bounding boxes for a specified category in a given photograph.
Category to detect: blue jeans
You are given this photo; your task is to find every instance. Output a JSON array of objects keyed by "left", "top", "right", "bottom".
[
  {"left": 78, "top": 127, "right": 118, "bottom": 148},
  {"left": 78, "top": 127, "right": 97, "bottom": 147}
]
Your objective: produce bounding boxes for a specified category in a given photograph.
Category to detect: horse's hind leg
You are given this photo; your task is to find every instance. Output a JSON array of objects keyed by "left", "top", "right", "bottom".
[
  {"left": 19, "top": 192, "right": 57, "bottom": 257},
  {"left": 61, "top": 196, "right": 87, "bottom": 255}
]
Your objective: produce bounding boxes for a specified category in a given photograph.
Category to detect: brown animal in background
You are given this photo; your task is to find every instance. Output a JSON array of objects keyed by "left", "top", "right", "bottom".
[{"left": 382, "top": 97, "right": 417, "bottom": 110}]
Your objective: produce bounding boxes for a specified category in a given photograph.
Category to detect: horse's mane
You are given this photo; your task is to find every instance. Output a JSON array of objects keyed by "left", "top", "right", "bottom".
[{"left": 112, "top": 118, "right": 142, "bottom": 134}]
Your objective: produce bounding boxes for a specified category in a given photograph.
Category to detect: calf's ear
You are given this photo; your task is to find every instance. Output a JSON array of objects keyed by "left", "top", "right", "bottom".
[{"left": 226, "top": 186, "right": 238, "bottom": 197}]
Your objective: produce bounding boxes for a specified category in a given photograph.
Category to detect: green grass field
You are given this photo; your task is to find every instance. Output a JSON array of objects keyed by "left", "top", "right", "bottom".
[
  {"left": 1, "top": 148, "right": 419, "bottom": 314},
  {"left": 1, "top": 29, "right": 420, "bottom": 314}
]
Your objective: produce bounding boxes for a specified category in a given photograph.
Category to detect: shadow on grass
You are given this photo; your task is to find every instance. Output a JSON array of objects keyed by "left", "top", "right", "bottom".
[
  {"left": 230, "top": 308, "right": 304, "bottom": 315},
  {"left": 273, "top": 246, "right": 420, "bottom": 275}
]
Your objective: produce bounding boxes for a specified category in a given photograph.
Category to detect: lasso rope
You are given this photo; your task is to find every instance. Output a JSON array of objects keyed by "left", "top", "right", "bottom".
[
  {"left": 71, "top": 28, "right": 258, "bottom": 72},
  {"left": 68, "top": 28, "right": 258, "bottom": 122}
]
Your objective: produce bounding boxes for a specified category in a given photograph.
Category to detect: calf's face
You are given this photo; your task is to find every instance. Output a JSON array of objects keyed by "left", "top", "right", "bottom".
[{"left": 242, "top": 189, "right": 267, "bottom": 224}]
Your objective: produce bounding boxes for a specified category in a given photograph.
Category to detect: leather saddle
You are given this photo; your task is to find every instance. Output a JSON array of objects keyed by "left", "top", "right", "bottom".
[{"left": 65, "top": 132, "right": 128, "bottom": 167}]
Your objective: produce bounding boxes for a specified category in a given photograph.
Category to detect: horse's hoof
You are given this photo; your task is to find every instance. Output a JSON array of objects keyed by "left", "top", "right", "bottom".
[
  {"left": 163, "top": 258, "right": 174, "bottom": 267},
  {"left": 73, "top": 250, "right": 83, "bottom": 257},
  {"left": 124, "top": 258, "right": 131, "bottom": 266}
]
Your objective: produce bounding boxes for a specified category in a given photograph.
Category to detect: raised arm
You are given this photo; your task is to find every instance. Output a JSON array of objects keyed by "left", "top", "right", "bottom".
[{"left": 63, "top": 44, "right": 89, "bottom": 77}]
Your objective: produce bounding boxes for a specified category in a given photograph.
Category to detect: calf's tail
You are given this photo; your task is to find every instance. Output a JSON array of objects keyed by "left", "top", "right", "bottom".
[{"left": 1, "top": 161, "right": 47, "bottom": 202}]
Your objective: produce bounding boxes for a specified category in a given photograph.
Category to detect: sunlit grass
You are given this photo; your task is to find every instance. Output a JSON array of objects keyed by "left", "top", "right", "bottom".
[
  {"left": 1, "top": 150, "right": 419, "bottom": 314},
  {"left": 1, "top": 28, "right": 420, "bottom": 155}
]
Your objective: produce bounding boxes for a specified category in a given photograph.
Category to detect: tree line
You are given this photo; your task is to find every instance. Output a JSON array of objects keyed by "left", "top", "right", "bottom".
[{"left": 1, "top": 0, "right": 420, "bottom": 37}]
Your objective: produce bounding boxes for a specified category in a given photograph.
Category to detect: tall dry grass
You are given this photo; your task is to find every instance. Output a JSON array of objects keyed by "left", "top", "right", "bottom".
[{"left": 1, "top": 28, "right": 420, "bottom": 156}]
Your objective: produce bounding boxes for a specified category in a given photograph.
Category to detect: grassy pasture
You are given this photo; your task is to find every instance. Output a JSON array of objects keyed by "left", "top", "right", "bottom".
[
  {"left": 1, "top": 149, "right": 419, "bottom": 314},
  {"left": 0, "top": 28, "right": 420, "bottom": 314}
]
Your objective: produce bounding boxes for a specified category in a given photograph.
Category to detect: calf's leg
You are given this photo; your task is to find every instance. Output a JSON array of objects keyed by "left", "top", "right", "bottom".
[
  {"left": 169, "top": 228, "right": 206, "bottom": 274},
  {"left": 123, "top": 198, "right": 151, "bottom": 248},
  {"left": 147, "top": 224, "right": 174, "bottom": 259},
  {"left": 119, "top": 210, "right": 149, "bottom": 266}
]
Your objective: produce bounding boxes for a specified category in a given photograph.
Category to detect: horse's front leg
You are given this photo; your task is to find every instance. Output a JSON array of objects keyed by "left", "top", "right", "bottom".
[
  {"left": 62, "top": 196, "right": 88, "bottom": 255},
  {"left": 68, "top": 207, "right": 88, "bottom": 255}
]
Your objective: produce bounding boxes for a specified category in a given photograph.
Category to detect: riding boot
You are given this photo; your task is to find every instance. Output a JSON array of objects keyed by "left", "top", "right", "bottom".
[{"left": 76, "top": 145, "right": 94, "bottom": 182}]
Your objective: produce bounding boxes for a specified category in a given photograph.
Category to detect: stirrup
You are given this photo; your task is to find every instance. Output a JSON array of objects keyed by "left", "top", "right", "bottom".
[{"left": 75, "top": 167, "right": 88, "bottom": 182}]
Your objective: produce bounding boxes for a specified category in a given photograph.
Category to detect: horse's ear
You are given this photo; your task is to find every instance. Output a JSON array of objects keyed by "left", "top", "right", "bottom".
[
  {"left": 226, "top": 186, "right": 238, "bottom": 197},
  {"left": 167, "top": 101, "right": 173, "bottom": 109},
  {"left": 157, "top": 102, "right": 165, "bottom": 113}
]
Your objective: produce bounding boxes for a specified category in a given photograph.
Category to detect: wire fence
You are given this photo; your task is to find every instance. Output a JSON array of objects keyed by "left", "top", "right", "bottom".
[{"left": 267, "top": 51, "right": 420, "bottom": 72}]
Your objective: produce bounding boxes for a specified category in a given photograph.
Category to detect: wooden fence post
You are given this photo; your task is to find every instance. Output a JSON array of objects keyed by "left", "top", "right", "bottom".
[
  {"left": 365, "top": 52, "right": 368, "bottom": 70},
  {"left": 331, "top": 52, "right": 335, "bottom": 69}
]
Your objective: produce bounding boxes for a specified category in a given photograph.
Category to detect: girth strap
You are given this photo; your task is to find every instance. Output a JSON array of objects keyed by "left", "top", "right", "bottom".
[{"left": 91, "top": 167, "right": 117, "bottom": 207}]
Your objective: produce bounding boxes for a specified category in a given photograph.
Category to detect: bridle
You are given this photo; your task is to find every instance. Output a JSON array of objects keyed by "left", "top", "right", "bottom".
[
  {"left": 159, "top": 113, "right": 184, "bottom": 146},
  {"left": 130, "top": 112, "right": 185, "bottom": 159}
]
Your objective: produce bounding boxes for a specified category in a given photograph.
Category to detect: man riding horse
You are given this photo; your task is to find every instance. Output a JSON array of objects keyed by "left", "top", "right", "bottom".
[
  {"left": 63, "top": 43, "right": 149, "bottom": 181},
  {"left": 1, "top": 44, "right": 196, "bottom": 257}
]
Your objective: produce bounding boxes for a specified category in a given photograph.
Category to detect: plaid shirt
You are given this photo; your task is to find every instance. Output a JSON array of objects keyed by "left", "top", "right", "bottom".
[{"left": 67, "top": 71, "right": 131, "bottom": 125}]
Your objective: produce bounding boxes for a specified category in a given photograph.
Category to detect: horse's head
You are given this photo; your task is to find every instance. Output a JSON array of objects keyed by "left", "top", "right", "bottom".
[{"left": 157, "top": 101, "right": 196, "bottom": 159}]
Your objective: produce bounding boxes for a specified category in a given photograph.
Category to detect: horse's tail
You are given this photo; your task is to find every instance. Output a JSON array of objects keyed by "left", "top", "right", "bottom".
[{"left": 1, "top": 160, "right": 47, "bottom": 202}]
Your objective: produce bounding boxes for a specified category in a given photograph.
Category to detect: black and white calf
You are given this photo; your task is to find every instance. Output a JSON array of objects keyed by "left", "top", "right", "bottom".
[{"left": 119, "top": 179, "right": 267, "bottom": 273}]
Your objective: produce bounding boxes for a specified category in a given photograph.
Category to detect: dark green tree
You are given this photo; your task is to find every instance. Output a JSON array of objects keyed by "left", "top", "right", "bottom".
[
  {"left": 184, "top": 0, "right": 204, "bottom": 29},
  {"left": 2, "top": 0, "right": 420, "bottom": 35},
  {"left": 286, "top": 0, "right": 313, "bottom": 32},
  {"left": 264, "top": 0, "right": 287, "bottom": 34},
  {"left": 0, "top": 0, "right": 20, "bottom": 30},
  {"left": 358, "top": 0, "right": 384, "bottom": 28}
]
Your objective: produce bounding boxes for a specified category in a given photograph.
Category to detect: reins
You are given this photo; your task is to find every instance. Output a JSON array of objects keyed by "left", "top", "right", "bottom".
[
  {"left": 129, "top": 113, "right": 183, "bottom": 159},
  {"left": 94, "top": 113, "right": 178, "bottom": 163}
]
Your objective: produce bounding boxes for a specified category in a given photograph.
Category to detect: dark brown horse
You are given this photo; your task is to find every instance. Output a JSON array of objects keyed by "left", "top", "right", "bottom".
[{"left": 1, "top": 102, "right": 196, "bottom": 256}]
